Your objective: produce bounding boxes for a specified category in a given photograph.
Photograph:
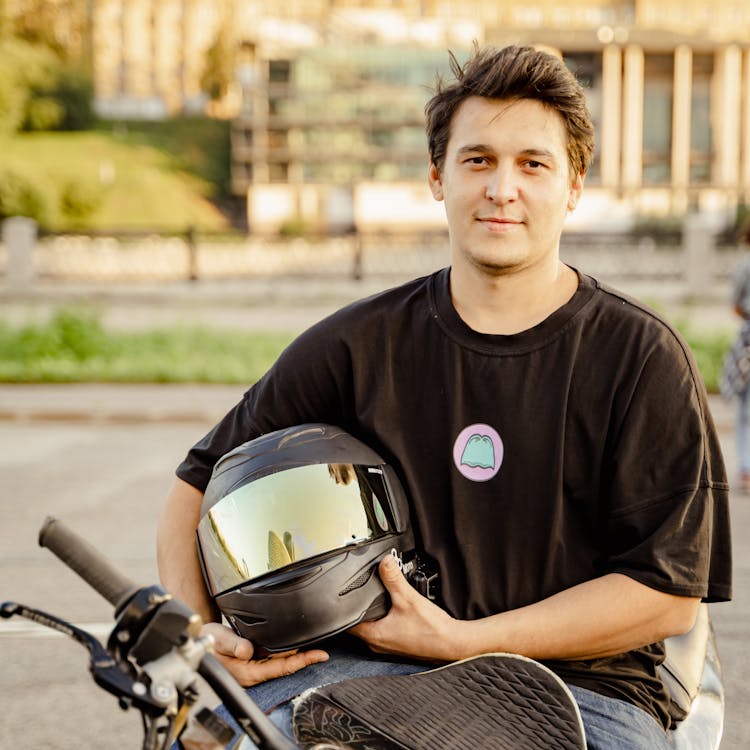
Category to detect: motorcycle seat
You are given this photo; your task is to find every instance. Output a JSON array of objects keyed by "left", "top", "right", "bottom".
[{"left": 658, "top": 602, "right": 710, "bottom": 721}]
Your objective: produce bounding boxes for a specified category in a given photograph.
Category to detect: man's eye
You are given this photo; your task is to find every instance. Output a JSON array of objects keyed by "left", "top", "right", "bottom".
[{"left": 465, "top": 156, "right": 487, "bottom": 165}]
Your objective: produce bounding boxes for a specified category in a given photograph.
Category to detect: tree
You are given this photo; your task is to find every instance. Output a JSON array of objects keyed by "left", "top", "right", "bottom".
[
  {"left": 0, "top": 1, "right": 94, "bottom": 132},
  {"left": 12, "top": 0, "right": 90, "bottom": 62},
  {"left": 201, "top": 23, "right": 236, "bottom": 101}
]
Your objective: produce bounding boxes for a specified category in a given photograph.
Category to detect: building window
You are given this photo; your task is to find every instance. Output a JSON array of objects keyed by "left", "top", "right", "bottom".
[
  {"left": 564, "top": 52, "right": 601, "bottom": 184},
  {"left": 643, "top": 54, "right": 673, "bottom": 185},
  {"left": 690, "top": 54, "right": 713, "bottom": 184}
]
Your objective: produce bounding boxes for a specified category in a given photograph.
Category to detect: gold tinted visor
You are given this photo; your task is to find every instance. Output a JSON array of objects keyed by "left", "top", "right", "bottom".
[{"left": 197, "top": 463, "right": 393, "bottom": 595}]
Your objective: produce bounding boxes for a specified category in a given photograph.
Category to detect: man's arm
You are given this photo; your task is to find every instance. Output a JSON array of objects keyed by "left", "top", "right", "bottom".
[
  {"left": 156, "top": 476, "right": 329, "bottom": 685},
  {"left": 157, "top": 477, "right": 217, "bottom": 623},
  {"left": 351, "top": 555, "right": 700, "bottom": 663}
]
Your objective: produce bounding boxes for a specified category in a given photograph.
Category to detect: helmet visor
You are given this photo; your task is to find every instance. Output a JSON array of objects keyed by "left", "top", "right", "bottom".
[{"left": 197, "top": 463, "right": 395, "bottom": 595}]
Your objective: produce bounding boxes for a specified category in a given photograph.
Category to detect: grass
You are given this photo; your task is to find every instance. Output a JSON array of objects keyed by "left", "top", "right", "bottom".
[
  {"left": 0, "top": 118, "right": 233, "bottom": 232},
  {"left": 0, "top": 309, "right": 294, "bottom": 383},
  {"left": 0, "top": 308, "right": 736, "bottom": 390}
]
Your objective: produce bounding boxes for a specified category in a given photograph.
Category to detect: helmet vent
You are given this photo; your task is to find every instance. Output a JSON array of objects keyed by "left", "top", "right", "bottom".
[
  {"left": 231, "top": 613, "right": 267, "bottom": 627},
  {"left": 339, "top": 567, "right": 374, "bottom": 596}
]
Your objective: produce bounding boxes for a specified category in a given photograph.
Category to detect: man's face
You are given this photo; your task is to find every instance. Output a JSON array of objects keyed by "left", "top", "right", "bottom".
[{"left": 428, "top": 96, "right": 583, "bottom": 277}]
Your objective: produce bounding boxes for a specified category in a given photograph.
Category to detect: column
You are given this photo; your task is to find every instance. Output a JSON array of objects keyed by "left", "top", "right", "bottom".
[
  {"left": 122, "top": 0, "right": 152, "bottom": 99},
  {"left": 671, "top": 45, "right": 692, "bottom": 190},
  {"left": 713, "top": 45, "right": 742, "bottom": 188},
  {"left": 153, "top": 0, "right": 182, "bottom": 113},
  {"left": 599, "top": 45, "right": 622, "bottom": 189},
  {"left": 621, "top": 44, "right": 644, "bottom": 190},
  {"left": 742, "top": 49, "right": 750, "bottom": 197},
  {"left": 180, "top": 0, "right": 203, "bottom": 107},
  {"left": 3, "top": 217, "right": 37, "bottom": 292},
  {"left": 91, "top": 0, "right": 122, "bottom": 103}
]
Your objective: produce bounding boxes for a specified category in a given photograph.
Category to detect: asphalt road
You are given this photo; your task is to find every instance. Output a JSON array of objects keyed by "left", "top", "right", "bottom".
[{"left": 0, "top": 396, "right": 747, "bottom": 750}]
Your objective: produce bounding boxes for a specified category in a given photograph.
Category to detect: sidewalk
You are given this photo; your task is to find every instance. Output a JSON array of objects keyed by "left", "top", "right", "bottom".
[
  {"left": 0, "top": 382, "right": 735, "bottom": 435},
  {"left": 0, "top": 382, "right": 244, "bottom": 424}
]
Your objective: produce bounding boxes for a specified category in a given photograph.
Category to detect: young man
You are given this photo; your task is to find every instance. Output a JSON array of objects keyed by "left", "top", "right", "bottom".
[{"left": 158, "top": 45, "right": 731, "bottom": 749}]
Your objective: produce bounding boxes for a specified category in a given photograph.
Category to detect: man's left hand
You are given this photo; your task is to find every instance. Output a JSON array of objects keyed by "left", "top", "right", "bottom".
[{"left": 349, "top": 554, "right": 462, "bottom": 662}]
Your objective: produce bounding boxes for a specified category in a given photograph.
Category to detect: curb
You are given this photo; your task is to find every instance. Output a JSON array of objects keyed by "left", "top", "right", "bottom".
[{"left": 0, "top": 384, "right": 243, "bottom": 426}]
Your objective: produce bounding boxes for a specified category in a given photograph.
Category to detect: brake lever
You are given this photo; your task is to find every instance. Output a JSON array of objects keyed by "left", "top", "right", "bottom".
[{"left": 1, "top": 601, "right": 167, "bottom": 717}]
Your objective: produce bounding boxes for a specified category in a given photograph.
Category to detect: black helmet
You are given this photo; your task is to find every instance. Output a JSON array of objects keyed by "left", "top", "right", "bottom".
[{"left": 196, "top": 424, "right": 424, "bottom": 653}]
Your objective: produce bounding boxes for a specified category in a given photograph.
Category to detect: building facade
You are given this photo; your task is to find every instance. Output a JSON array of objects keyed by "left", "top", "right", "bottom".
[{"left": 88, "top": 0, "right": 750, "bottom": 231}]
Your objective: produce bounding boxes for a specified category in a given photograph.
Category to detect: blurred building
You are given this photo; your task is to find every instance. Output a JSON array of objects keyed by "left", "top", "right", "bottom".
[{"left": 87, "top": 0, "right": 750, "bottom": 232}]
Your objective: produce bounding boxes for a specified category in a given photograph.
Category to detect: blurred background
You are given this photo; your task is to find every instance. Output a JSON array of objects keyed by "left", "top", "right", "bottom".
[
  {"left": 1, "top": 0, "right": 750, "bottom": 384},
  {"left": 0, "top": 0, "right": 748, "bottom": 279},
  {"left": 1, "top": 2, "right": 749, "bottom": 749}
]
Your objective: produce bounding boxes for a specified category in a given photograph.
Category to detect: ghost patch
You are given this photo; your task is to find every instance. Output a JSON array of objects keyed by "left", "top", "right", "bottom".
[{"left": 453, "top": 424, "right": 503, "bottom": 481}]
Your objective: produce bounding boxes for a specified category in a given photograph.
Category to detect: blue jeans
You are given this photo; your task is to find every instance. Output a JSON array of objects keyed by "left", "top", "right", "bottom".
[
  {"left": 212, "top": 646, "right": 670, "bottom": 750},
  {"left": 738, "top": 385, "right": 750, "bottom": 474}
]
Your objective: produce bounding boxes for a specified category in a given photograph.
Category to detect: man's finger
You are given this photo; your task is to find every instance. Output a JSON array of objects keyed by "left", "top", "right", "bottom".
[
  {"left": 203, "top": 622, "right": 255, "bottom": 661},
  {"left": 238, "top": 649, "right": 330, "bottom": 686},
  {"left": 378, "top": 553, "right": 414, "bottom": 599}
]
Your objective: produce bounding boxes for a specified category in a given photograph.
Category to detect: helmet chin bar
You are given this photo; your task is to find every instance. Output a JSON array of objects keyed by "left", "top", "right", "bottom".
[{"left": 214, "top": 539, "right": 438, "bottom": 653}]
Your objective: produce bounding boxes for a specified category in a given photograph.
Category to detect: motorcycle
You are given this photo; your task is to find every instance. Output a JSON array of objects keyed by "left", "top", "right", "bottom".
[{"left": 1, "top": 517, "right": 724, "bottom": 750}]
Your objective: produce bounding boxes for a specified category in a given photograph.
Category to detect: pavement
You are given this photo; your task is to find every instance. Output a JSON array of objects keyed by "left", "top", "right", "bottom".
[
  {"left": 0, "top": 382, "right": 248, "bottom": 425},
  {"left": 0, "top": 384, "right": 746, "bottom": 750},
  {"left": 0, "top": 279, "right": 747, "bottom": 749}
]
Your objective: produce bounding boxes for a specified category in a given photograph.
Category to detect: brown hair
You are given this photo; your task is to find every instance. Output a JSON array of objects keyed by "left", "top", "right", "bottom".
[{"left": 425, "top": 45, "right": 595, "bottom": 182}]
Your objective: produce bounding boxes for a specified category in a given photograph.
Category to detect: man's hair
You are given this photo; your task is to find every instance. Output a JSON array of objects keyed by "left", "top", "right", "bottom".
[{"left": 425, "top": 45, "right": 595, "bottom": 181}]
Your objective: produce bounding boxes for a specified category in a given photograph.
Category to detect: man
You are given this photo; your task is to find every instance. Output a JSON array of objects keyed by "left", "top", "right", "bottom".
[{"left": 158, "top": 45, "right": 731, "bottom": 749}]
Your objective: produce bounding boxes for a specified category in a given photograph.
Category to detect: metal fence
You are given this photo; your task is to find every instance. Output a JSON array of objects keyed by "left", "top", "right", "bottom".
[{"left": 0, "top": 223, "right": 744, "bottom": 299}]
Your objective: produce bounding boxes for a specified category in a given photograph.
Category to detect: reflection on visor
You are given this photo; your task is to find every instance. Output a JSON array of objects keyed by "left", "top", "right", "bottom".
[{"left": 198, "top": 463, "right": 394, "bottom": 595}]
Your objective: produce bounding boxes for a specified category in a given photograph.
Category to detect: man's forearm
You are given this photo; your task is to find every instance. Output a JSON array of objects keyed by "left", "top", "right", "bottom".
[
  {"left": 459, "top": 573, "right": 699, "bottom": 662},
  {"left": 156, "top": 476, "right": 218, "bottom": 624}
]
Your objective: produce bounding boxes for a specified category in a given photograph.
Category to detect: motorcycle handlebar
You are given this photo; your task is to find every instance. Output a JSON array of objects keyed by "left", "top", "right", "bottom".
[
  {"left": 38, "top": 516, "right": 139, "bottom": 612},
  {"left": 37, "top": 516, "right": 297, "bottom": 749},
  {"left": 198, "top": 655, "right": 298, "bottom": 750}
]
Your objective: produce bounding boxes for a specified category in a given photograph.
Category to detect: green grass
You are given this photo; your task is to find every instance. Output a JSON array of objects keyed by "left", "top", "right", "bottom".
[
  {"left": 0, "top": 308, "right": 736, "bottom": 390},
  {"left": 0, "top": 118, "right": 233, "bottom": 232},
  {"left": 678, "top": 324, "right": 735, "bottom": 395},
  {"left": 0, "top": 309, "right": 294, "bottom": 383}
]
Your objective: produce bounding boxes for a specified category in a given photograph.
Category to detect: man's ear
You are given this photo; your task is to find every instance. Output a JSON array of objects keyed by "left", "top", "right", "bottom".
[
  {"left": 567, "top": 170, "right": 584, "bottom": 212},
  {"left": 428, "top": 161, "right": 444, "bottom": 201}
]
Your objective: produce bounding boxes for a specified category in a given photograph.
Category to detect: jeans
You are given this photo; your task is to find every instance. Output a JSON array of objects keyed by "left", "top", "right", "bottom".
[
  {"left": 738, "top": 384, "right": 750, "bottom": 474},
  {"left": 210, "top": 646, "right": 670, "bottom": 750}
]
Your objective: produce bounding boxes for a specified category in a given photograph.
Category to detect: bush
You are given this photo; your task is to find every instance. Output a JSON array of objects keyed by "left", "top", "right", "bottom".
[
  {"left": 0, "top": 168, "right": 48, "bottom": 224},
  {"left": 25, "top": 95, "right": 64, "bottom": 131},
  {"left": 0, "top": 308, "right": 111, "bottom": 367},
  {"left": 279, "top": 217, "right": 312, "bottom": 237},
  {"left": 0, "top": 59, "right": 27, "bottom": 134},
  {"left": 53, "top": 66, "right": 94, "bottom": 130},
  {"left": 0, "top": 37, "right": 59, "bottom": 133},
  {"left": 60, "top": 179, "right": 103, "bottom": 224},
  {"left": 0, "top": 38, "right": 94, "bottom": 134}
]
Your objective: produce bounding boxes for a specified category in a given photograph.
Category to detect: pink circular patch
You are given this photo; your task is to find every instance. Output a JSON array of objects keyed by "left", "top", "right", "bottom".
[{"left": 453, "top": 424, "right": 504, "bottom": 482}]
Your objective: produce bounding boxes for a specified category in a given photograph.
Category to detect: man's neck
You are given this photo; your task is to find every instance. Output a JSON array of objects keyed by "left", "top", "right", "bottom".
[{"left": 449, "top": 259, "right": 578, "bottom": 335}]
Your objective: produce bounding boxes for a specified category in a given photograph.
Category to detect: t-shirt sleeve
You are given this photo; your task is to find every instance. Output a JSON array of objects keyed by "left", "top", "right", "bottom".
[
  {"left": 603, "top": 329, "right": 732, "bottom": 603},
  {"left": 176, "top": 317, "right": 352, "bottom": 492}
]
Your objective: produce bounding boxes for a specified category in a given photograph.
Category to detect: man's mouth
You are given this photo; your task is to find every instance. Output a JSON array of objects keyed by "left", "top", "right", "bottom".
[{"left": 477, "top": 216, "right": 522, "bottom": 227}]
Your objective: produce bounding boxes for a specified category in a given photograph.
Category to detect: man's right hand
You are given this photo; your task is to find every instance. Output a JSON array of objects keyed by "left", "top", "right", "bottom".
[{"left": 203, "top": 622, "right": 329, "bottom": 687}]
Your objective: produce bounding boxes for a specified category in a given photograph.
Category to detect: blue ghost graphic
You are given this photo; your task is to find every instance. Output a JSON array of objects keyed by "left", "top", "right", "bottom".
[{"left": 460, "top": 434, "right": 495, "bottom": 469}]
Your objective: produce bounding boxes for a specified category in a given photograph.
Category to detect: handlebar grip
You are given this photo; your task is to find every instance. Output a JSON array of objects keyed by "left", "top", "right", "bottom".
[{"left": 39, "top": 516, "right": 139, "bottom": 611}]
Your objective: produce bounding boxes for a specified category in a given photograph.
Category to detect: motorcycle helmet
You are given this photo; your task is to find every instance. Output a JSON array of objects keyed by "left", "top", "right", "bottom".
[{"left": 195, "top": 423, "right": 420, "bottom": 653}]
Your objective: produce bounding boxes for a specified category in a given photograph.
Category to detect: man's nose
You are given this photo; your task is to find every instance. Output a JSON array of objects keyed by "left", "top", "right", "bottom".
[{"left": 485, "top": 166, "right": 518, "bottom": 203}]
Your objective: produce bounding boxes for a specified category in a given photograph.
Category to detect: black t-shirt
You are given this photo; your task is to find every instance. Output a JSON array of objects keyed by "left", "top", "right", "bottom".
[{"left": 177, "top": 268, "right": 732, "bottom": 729}]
